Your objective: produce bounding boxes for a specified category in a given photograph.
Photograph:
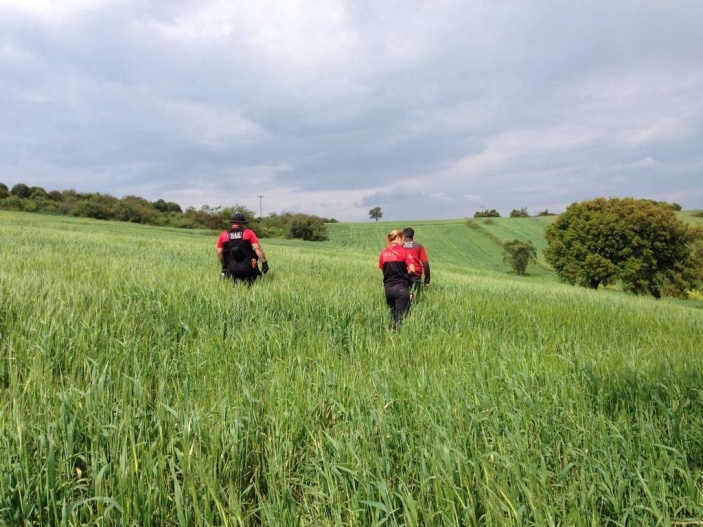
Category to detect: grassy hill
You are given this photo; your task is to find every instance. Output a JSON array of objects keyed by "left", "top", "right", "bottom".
[
  {"left": 322, "top": 212, "right": 703, "bottom": 298},
  {"left": 2, "top": 210, "right": 703, "bottom": 526},
  {"left": 323, "top": 216, "right": 557, "bottom": 280}
]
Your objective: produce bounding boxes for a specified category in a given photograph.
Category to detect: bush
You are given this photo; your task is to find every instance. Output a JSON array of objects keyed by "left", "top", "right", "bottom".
[
  {"left": 71, "top": 201, "right": 112, "bottom": 220},
  {"left": 152, "top": 199, "right": 182, "bottom": 213},
  {"left": 34, "top": 200, "right": 62, "bottom": 215},
  {"left": 47, "top": 190, "right": 64, "bottom": 202},
  {"left": 170, "top": 214, "right": 204, "bottom": 229},
  {"left": 29, "top": 186, "right": 48, "bottom": 200},
  {"left": 502, "top": 239, "right": 537, "bottom": 275},
  {"left": 287, "top": 214, "right": 328, "bottom": 241},
  {"left": 182, "top": 209, "right": 226, "bottom": 231},
  {"left": 10, "top": 183, "right": 30, "bottom": 199},
  {"left": 0, "top": 196, "right": 26, "bottom": 211},
  {"left": 474, "top": 209, "right": 500, "bottom": 218}
]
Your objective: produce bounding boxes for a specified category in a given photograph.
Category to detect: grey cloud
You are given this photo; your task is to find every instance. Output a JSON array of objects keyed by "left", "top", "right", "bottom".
[{"left": 1, "top": 0, "right": 702, "bottom": 221}]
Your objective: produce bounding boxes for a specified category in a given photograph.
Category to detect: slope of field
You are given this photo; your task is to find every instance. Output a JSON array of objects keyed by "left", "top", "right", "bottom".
[
  {"left": 679, "top": 209, "right": 703, "bottom": 227},
  {"left": 326, "top": 216, "right": 557, "bottom": 280},
  {"left": 2, "top": 211, "right": 703, "bottom": 526}
]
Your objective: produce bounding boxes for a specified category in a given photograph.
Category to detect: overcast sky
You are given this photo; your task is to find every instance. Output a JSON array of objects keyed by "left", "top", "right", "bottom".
[{"left": 1, "top": 0, "right": 701, "bottom": 221}]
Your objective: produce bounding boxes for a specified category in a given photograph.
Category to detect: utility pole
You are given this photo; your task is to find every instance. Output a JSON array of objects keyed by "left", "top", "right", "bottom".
[{"left": 257, "top": 195, "right": 264, "bottom": 218}]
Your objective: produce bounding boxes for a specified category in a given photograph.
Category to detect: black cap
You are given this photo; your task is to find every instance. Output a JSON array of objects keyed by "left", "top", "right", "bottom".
[{"left": 230, "top": 213, "right": 248, "bottom": 223}]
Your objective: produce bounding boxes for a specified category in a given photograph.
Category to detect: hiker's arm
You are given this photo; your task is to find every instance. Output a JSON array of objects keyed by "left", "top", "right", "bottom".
[{"left": 253, "top": 243, "right": 267, "bottom": 263}]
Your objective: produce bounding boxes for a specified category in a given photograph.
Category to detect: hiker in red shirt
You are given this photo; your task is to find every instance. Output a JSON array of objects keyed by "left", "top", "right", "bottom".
[
  {"left": 378, "top": 229, "right": 417, "bottom": 330},
  {"left": 216, "top": 213, "right": 269, "bottom": 284},
  {"left": 402, "top": 227, "right": 431, "bottom": 294}
]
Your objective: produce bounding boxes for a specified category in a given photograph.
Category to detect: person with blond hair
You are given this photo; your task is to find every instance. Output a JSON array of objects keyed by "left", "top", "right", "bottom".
[{"left": 378, "top": 229, "right": 417, "bottom": 330}]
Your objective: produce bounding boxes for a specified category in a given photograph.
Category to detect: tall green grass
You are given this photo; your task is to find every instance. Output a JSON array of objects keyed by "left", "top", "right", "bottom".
[{"left": 1, "top": 211, "right": 702, "bottom": 526}]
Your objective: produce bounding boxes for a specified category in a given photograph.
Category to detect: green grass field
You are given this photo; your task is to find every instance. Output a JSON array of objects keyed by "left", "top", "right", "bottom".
[{"left": 1, "top": 210, "right": 702, "bottom": 526}]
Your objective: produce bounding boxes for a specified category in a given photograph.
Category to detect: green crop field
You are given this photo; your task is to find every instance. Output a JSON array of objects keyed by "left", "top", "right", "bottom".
[
  {"left": 1, "top": 210, "right": 702, "bottom": 526},
  {"left": 324, "top": 217, "right": 557, "bottom": 278}
]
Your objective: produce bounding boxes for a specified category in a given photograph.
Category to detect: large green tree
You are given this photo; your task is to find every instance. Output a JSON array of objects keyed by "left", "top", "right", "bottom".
[
  {"left": 544, "top": 197, "right": 702, "bottom": 298},
  {"left": 369, "top": 206, "right": 383, "bottom": 222}
]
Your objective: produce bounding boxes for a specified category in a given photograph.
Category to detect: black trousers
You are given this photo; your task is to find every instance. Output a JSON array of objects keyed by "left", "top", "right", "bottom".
[
  {"left": 384, "top": 283, "right": 411, "bottom": 329},
  {"left": 231, "top": 272, "right": 260, "bottom": 285},
  {"left": 228, "top": 260, "right": 261, "bottom": 285}
]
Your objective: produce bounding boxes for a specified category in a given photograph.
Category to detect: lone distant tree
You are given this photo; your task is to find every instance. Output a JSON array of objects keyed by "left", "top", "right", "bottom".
[
  {"left": 369, "top": 207, "right": 383, "bottom": 222},
  {"left": 544, "top": 197, "right": 703, "bottom": 298},
  {"left": 503, "top": 239, "right": 537, "bottom": 275}
]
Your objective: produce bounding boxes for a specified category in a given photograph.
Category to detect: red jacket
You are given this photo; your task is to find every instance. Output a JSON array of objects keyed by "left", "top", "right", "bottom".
[
  {"left": 378, "top": 243, "right": 414, "bottom": 287},
  {"left": 402, "top": 239, "right": 430, "bottom": 281}
]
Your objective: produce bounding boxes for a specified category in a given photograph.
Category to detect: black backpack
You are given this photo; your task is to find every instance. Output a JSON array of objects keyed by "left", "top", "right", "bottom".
[{"left": 223, "top": 228, "right": 256, "bottom": 270}]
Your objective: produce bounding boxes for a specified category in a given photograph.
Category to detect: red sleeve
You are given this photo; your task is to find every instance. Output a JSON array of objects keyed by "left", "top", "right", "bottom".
[
  {"left": 419, "top": 246, "right": 428, "bottom": 263},
  {"left": 378, "top": 250, "right": 384, "bottom": 270},
  {"left": 216, "top": 231, "right": 228, "bottom": 249},
  {"left": 405, "top": 250, "right": 415, "bottom": 269},
  {"left": 244, "top": 229, "right": 259, "bottom": 244}
]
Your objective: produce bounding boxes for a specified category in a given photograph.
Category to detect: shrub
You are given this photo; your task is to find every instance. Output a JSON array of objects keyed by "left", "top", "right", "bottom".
[
  {"left": 287, "top": 214, "right": 328, "bottom": 241},
  {"left": 71, "top": 201, "right": 112, "bottom": 220},
  {"left": 34, "top": 200, "right": 62, "bottom": 215},
  {"left": 502, "top": 239, "right": 537, "bottom": 275},
  {"left": 474, "top": 209, "right": 500, "bottom": 218},
  {"left": 10, "top": 183, "right": 30, "bottom": 199},
  {"left": 29, "top": 186, "right": 48, "bottom": 200},
  {"left": 47, "top": 190, "right": 64, "bottom": 202},
  {"left": 0, "top": 195, "right": 27, "bottom": 210}
]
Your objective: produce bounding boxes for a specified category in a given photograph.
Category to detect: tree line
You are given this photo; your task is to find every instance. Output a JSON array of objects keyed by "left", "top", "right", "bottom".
[
  {"left": 0, "top": 182, "right": 336, "bottom": 241},
  {"left": 4, "top": 183, "right": 702, "bottom": 297}
]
